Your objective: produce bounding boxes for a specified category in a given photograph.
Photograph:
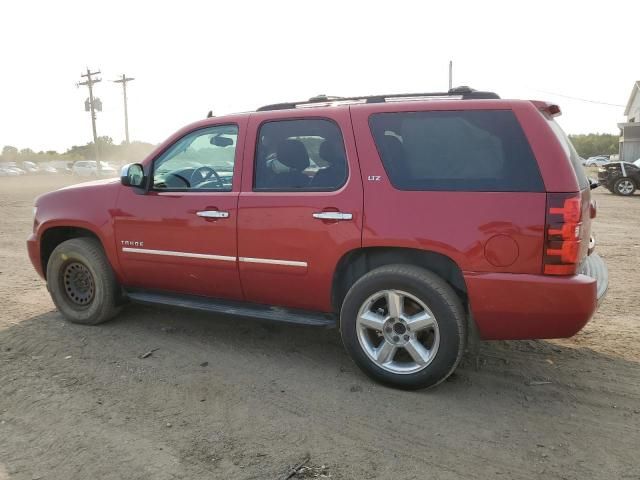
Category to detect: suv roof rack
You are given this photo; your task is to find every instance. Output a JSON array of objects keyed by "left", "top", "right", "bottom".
[{"left": 256, "top": 86, "right": 500, "bottom": 111}]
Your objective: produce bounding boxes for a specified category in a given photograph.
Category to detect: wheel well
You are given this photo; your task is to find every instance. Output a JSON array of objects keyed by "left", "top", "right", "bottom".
[
  {"left": 40, "top": 227, "right": 101, "bottom": 278},
  {"left": 332, "top": 247, "right": 467, "bottom": 312}
]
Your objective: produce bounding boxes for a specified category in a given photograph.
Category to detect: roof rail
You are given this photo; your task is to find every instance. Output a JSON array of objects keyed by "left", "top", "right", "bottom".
[{"left": 256, "top": 86, "right": 500, "bottom": 111}]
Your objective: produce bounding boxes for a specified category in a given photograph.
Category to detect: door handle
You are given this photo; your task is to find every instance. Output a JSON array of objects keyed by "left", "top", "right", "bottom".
[
  {"left": 196, "top": 210, "right": 229, "bottom": 218},
  {"left": 312, "top": 211, "right": 353, "bottom": 221}
]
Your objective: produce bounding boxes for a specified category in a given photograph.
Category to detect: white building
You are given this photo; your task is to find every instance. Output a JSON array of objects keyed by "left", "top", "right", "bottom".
[{"left": 619, "top": 81, "right": 640, "bottom": 162}]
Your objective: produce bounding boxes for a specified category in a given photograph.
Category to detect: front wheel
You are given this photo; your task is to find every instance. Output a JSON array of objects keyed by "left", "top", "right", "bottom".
[
  {"left": 46, "top": 238, "right": 121, "bottom": 325},
  {"left": 613, "top": 178, "right": 636, "bottom": 196},
  {"left": 340, "top": 265, "right": 466, "bottom": 390}
]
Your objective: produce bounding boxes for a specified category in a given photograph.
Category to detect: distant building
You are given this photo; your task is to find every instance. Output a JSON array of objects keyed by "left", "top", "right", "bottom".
[{"left": 619, "top": 81, "right": 640, "bottom": 162}]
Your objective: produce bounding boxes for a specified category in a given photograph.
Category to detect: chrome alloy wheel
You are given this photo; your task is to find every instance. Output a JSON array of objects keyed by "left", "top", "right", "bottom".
[
  {"left": 355, "top": 289, "right": 440, "bottom": 374},
  {"left": 617, "top": 179, "right": 634, "bottom": 195}
]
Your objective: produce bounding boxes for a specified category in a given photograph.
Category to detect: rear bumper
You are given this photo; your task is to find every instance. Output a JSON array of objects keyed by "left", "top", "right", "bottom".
[{"left": 465, "top": 253, "right": 608, "bottom": 340}]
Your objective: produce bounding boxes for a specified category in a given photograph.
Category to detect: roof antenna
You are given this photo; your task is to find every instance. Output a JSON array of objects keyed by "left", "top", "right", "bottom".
[{"left": 206, "top": 110, "right": 214, "bottom": 118}]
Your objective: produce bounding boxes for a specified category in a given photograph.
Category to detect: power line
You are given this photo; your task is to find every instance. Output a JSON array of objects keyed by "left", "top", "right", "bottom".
[{"left": 528, "top": 88, "right": 625, "bottom": 107}]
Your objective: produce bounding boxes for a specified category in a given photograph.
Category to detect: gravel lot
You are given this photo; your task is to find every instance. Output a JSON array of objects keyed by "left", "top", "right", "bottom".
[{"left": 1, "top": 176, "right": 639, "bottom": 480}]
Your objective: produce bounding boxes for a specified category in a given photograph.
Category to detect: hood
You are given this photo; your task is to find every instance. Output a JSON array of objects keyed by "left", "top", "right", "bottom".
[
  {"left": 58, "top": 177, "right": 120, "bottom": 190},
  {"left": 35, "top": 177, "right": 120, "bottom": 207}
]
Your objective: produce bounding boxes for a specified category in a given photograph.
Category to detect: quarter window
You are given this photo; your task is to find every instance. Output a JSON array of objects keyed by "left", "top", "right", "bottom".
[
  {"left": 153, "top": 125, "right": 238, "bottom": 191},
  {"left": 254, "top": 119, "right": 348, "bottom": 191},
  {"left": 369, "top": 110, "right": 544, "bottom": 192}
]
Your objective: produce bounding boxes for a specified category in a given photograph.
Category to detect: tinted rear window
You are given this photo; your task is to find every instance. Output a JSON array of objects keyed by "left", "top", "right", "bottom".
[
  {"left": 546, "top": 118, "right": 589, "bottom": 190},
  {"left": 369, "top": 110, "right": 544, "bottom": 192}
]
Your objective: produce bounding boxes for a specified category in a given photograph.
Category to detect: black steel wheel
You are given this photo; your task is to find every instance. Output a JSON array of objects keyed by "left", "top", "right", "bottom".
[
  {"left": 47, "top": 238, "right": 121, "bottom": 325},
  {"left": 62, "top": 261, "right": 95, "bottom": 306}
]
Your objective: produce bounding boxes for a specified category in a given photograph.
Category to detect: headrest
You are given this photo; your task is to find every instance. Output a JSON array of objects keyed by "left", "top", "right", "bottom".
[
  {"left": 319, "top": 140, "right": 345, "bottom": 166},
  {"left": 276, "top": 139, "right": 310, "bottom": 171}
]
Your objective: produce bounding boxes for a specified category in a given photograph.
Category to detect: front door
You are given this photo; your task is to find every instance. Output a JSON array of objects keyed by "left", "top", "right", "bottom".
[
  {"left": 113, "top": 120, "right": 246, "bottom": 300},
  {"left": 237, "top": 109, "right": 363, "bottom": 312}
]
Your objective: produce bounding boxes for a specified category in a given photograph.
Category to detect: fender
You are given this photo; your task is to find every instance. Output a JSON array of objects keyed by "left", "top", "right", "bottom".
[{"left": 32, "top": 179, "right": 123, "bottom": 281}]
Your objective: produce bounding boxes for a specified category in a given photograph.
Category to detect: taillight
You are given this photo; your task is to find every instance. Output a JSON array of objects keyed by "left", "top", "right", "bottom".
[{"left": 544, "top": 193, "right": 583, "bottom": 275}]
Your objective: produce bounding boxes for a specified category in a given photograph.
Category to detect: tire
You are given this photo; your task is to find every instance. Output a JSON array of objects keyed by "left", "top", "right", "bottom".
[
  {"left": 340, "top": 264, "right": 466, "bottom": 390},
  {"left": 46, "top": 238, "right": 121, "bottom": 325},
  {"left": 613, "top": 178, "right": 636, "bottom": 196}
]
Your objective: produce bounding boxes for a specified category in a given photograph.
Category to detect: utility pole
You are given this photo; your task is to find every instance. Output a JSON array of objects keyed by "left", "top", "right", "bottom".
[
  {"left": 113, "top": 74, "right": 135, "bottom": 144},
  {"left": 78, "top": 68, "right": 102, "bottom": 164},
  {"left": 448, "top": 60, "right": 453, "bottom": 90}
]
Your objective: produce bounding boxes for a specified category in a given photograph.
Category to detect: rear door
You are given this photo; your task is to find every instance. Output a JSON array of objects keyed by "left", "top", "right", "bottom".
[{"left": 237, "top": 108, "right": 363, "bottom": 312}]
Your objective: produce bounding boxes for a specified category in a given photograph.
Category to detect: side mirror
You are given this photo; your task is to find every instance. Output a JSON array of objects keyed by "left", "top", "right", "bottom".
[{"left": 121, "top": 163, "right": 145, "bottom": 188}]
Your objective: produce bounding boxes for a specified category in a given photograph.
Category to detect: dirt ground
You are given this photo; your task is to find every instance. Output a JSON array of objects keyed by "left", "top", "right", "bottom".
[{"left": 0, "top": 175, "right": 639, "bottom": 480}]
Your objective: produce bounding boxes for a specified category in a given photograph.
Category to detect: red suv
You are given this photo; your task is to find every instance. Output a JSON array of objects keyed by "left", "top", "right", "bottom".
[{"left": 27, "top": 87, "right": 608, "bottom": 389}]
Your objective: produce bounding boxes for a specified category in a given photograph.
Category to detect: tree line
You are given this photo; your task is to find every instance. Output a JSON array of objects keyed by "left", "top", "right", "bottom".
[
  {"left": 568, "top": 133, "right": 619, "bottom": 158},
  {"left": 1, "top": 137, "right": 156, "bottom": 165}
]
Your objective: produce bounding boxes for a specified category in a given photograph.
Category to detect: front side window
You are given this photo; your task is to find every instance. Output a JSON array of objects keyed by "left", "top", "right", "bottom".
[
  {"left": 153, "top": 125, "right": 238, "bottom": 191},
  {"left": 254, "top": 119, "right": 348, "bottom": 191},
  {"left": 369, "top": 110, "right": 544, "bottom": 192}
]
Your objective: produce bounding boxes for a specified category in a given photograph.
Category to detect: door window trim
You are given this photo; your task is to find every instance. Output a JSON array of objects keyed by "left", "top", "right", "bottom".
[
  {"left": 149, "top": 123, "right": 240, "bottom": 193},
  {"left": 252, "top": 116, "right": 350, "bottom": 193}
]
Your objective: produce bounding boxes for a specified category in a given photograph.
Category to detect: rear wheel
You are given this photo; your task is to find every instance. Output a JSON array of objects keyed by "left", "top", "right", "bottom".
[
  {"left": 340, "top": 265, "right": 466, "bottom": 390},
  {"left": 46, "top": 238, "right": 121, "bottom": 325},
  {"left": 613, "top": 178, "right": 636, "bottom": 196}
]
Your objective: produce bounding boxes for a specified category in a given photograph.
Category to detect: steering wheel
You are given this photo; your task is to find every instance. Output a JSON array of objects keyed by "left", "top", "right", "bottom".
[{"left": 191, "top": 166, "right": 223, "bottom": 188}]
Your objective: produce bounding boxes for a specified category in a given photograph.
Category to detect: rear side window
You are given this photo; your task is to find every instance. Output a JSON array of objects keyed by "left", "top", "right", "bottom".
[
  {"left": 546, "top": 118, "right": 589, "bottom": 190},
  {"left": 254, "top": 119, "right": 347, "bottom": 191},
  {"left": 369, "top": 110, "right": 544, "bottom": 192}
]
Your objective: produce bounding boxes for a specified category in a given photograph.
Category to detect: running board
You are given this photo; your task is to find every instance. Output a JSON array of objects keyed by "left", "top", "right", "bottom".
[{"left": 125, "top": 289, "right": 337, "bottom": 328}]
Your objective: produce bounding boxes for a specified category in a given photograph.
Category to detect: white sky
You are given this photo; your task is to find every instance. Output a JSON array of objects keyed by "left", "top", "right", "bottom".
[{"left": 1, "top": 0, "right": 638, "bottom": 152}]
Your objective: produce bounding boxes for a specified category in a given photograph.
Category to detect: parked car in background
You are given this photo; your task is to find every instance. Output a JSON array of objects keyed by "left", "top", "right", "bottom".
[
  {"left": 598, "top": 158, "right": 640, "bottom": 196},
  {"left": 584, "top": 156, "right": 610, "bottom": 167},
  {"left": 28, "top": 88, "right": 608, "bottom": 390},
  {"left": 42, "top": 165, "right": 59, "bottom": 174},
  {"left": 49, "top": 160, "right": 73, "bottom": 174},
  {"left": 0, "top": 167, "right": 20, "bottom": 176},
  {"left": 71, "top": 161, "right": 95, "bottom": 176},
  {"left": 8, "top": 166, "right": 25, "bottom": 175},
  {"left": 0, "top": 166, "right": 25, "bottom": 176},
  {"left": 72, "top": 160, "right": 118, "bottom": 177},
  {"left": 22, "top": 161, "right": 40, "bottom": 173}
]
